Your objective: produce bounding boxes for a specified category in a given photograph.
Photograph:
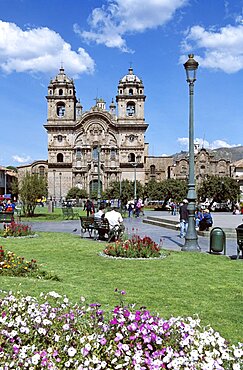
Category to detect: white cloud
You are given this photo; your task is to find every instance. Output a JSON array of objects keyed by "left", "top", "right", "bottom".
[
  {"left": 0, "top": 21, "right": 95, "bottom": 76},
  {"left": 181, "top": 24, "right": 243, "bottom": 73},
  {"left": 75, "top": 0, "right": 188, "bottom": 51},
  {"left": 12, "top": 155, "right": 31, "bottom": 163},
  {"left": 177, "top": 137, "right": 241, "bottom": 150}
]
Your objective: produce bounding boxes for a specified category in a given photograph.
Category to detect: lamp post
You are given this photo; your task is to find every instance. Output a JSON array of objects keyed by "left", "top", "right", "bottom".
[
  {"left": 53, "top": 170, "right": 56, "bottom": 205},
  {"left": 4, "top": 170, "right": 7, "bottom": 195},
  {"left": 119, "top": 170, "right": 122, "bottom": 209},
  {"left": 182, "top": 54, "right": 201, "bottom": 252},
  {"left": 132, "top": 155, "right": 141, "bottom": 201},
  {"left": 59, "top": 172, "right": 62, "bottom": 204},
  {"left": 97, "top": 145, "right": 101, "bottom": 208}
]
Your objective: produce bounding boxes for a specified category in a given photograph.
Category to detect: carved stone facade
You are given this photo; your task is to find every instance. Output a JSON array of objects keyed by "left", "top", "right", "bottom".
[
  {"left": 44, "top": 67, "right": 149, "bottom": 200},
  {"left": 169, "top": 148, "right": 230, "bottom": 182}
]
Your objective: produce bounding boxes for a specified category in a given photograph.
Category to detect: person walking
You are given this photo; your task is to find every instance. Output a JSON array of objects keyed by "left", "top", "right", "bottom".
[
  {"left": 83, "top": 199, "right": 94, "bottom": 217},
  {"left": 179, "top": 199, "right": 189, "bottom": 238}
]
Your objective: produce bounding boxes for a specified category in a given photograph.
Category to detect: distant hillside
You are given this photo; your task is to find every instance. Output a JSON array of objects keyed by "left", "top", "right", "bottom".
[
  {"left": 172, "top": 146, "right": 243, "bottom": 163},
  {"left": 211, "top": 146, "right": 243, "bottom": 162}
]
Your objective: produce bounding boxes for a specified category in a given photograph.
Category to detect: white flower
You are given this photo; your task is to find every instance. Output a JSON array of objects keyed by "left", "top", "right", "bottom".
[
  {"left": 65, "top": 360, "right": 71, "bottom": 367},
  {"left": 32, "top": 353, "right": 40, "bottom": 365},
  {"left": 34, "top": 316, "right": 41, "bottom": 324},
  {"left": 63, "top": 323, "right": 70, "bottom": 330},
  {"left": 234, "top": 348, "right": 243, "bottom": 358},
  {"left": 54, "top": 333, "right": 60, "bottom": 342},
  {"left": 68, "top": 347, "right": 77, "bottom": 357}
]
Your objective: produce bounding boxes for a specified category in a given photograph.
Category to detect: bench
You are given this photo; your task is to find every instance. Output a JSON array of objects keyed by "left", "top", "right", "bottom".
[
  {"left": 0, "top": 211, "right": 14, "bottom": 224},
  {"left": 236, "top": 224, "right": 243, "bottom": 259},
  {"left": 62, "top": 207, "right": 79, "bottom": 220},
  {"left": 80, "top": 216, "right": 125, "bottom": 242},
  {"left": 80, "top": 216, "right": 95, "bottom": 238},
  {"left": 93, "top": 218, "right": 125, "bottom": 242}
]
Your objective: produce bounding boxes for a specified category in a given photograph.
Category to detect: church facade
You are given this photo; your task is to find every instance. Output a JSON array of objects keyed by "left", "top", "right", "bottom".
[{"left": 44, "top": 66, "right": 172, "bottom": 201}]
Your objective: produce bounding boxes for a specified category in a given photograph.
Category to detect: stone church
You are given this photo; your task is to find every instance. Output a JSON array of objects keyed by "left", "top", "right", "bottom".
[
  {"left": 42, "top": 66, "right": 172, "bottom": 200},
  {"left": 17, "top": 66, "right": 231, "bottom": 201}
]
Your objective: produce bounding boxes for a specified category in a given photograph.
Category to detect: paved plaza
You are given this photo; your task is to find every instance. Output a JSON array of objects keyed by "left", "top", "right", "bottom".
[{"left": 27, "top": 210, "right": 243, "bottom": 259}]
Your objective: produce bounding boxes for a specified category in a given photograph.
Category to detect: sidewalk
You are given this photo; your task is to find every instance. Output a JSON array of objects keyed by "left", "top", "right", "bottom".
[{"left": 27, "top": 211, "right": 242, "bottom": 259}]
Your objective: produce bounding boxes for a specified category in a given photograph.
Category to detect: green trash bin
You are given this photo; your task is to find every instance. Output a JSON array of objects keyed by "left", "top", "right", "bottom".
[{"left": 209, "top": 227, "right": 226, "bottom": 255}]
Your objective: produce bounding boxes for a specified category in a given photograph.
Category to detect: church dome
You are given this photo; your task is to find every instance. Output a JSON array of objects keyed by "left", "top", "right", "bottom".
[{"left": 120, "top": 67, "right": 141, "bottom": 83}]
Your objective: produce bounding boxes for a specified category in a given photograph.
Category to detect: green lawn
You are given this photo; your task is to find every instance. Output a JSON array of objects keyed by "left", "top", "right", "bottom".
[
  {"left": 0, "top": 232, "right": 242, "bottom": 344},
  {"left": 19, "top": 206, "right": 86, "bottom": 222}
]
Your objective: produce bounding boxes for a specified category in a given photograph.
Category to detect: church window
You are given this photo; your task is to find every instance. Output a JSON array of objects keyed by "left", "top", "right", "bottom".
[
  {"left": 57, "top": 135, "right": 63, "bottom": 142},
  {"left": 120, "top": 89, "right": 123, "bottom": 94},
  {"left": 56, "top": 103, "right": 65, "bottom": 117},
  {"left": 57, "top": 153, "right": 64, "bottom": 163},
  {"left": 110, "top": 148, "right": 116, "bottom": 160},
  {"left": 140, "top": 89, "right": 143, "bottom": 94},
  {"left": 59, "top": 89, "right": 63, "bottom": 95},
  {"left": 150, "top": 165, "right": 155, "bottom": 175},
  {"left": 69, "top": 89, "right": 72, "bottom": 94},
  {"left": 49, "top": 89, "right": 53, "bottom": 95},
  {"left": 126, "top": 102, "right": 135, "bottom": 116},
  {"left": 128, "top": 153, "right": 135, "bottom": 162},
  {"left": 129, "top": 88, "right": 133, "bottom": 95},
  {"left": 39, "top": 166, "right": 45, "bottom": 176},
  {"left": 76, "top": 148, "right": 82, "bottom": 159},
  {"left": 92, "top": 146, "right": 99, "bottom": 160}
]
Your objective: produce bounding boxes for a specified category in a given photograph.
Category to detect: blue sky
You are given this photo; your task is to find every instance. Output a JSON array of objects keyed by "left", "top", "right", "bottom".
[{"left": 1, "top": 0, "right": 243, "bottom": 166}]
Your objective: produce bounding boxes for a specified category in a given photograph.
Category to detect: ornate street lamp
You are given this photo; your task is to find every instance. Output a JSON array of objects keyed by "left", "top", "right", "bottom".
[
  {"left": 182, "top": 54, "right": 201, "bottom": 252},
  {"left": 53, "top": 170, "right": 56, "bottom": 204},
  {"left": 97, "top": 145, "right": 101, "bottom": 207},
  {"left": 59, "top": 172, "right": 62, "bottom": 204},
  {"left": 132, "top": 155, "right": 141, "bottom": 201}
]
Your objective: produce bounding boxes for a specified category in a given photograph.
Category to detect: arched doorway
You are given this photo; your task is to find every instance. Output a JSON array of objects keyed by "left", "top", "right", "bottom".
[{"left": 89, "top": 180, "right": 102, "bottom": 196}]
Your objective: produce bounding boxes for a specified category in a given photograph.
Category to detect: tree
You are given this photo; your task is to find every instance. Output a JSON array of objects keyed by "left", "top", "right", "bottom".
[
  {"left": 103, "top": 180, "right": 144, "bottom": 206},
  {"left": 66, "top": 187, "right": 88, "bottom": 200},
  {"left": 144, "top": 179, "right": 187, "bottom": 207},
  {"left": 198, "top": 176, "right": 240, "bottom": 209},
  {"left": 18, "top": 173, "right": 47, "bottom": 217}
]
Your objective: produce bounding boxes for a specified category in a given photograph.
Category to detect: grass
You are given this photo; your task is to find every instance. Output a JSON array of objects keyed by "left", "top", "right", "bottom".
[
  {"left": 19, "top": 206, "right": 86, "bottom": 222},
  {"left": 0, "top": 231, "right": 242, "bottom": 344}
]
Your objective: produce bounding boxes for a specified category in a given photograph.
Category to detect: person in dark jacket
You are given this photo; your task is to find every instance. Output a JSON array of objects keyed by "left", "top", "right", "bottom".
[
  {"left": 179, "top": 199, "right": 189, "bottom": 238},
  {"left": 199, "top": 209, "right": 213, "bottom": 231},
  {"left": 83, "top": 199, "right": 94, "bottom": 217}
]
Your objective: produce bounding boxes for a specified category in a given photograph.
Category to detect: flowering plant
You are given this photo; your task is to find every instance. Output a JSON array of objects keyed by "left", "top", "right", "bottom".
[
  {"left": 0, "top": 246, "right": 60, "bottom": 280},
  {"left": 103, "top": 235, "right": 162, "bottom": 258},
  {"left": 0, "top": 222, "right": 34, "bottom": 237},
  {"left": 0, "top": 290, "right": 242, "bottom": 369}
]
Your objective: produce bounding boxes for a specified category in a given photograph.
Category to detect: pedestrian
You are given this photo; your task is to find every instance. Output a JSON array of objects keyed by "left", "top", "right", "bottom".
[
  {"left": 126, "top": 201, "right": 134, "bottom": 217},
  {"left": 83, "top": 199, "right": 94, "bottom": 217},
  {"left": 195, "top": 207, "right": 203, "bottom": 229},
  {"left": 179, "top": 199, "right": 189, "bottom": 238}
]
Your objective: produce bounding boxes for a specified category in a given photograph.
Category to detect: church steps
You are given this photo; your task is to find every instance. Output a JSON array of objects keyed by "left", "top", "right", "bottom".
[{"left": 143, "top": 216, "right": 237, "bottom": 238}]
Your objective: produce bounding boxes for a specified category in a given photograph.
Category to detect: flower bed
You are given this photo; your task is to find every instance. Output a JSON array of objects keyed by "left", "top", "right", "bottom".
[
  {"left": 103, "top": 235, "right": 162, "bottom": 258},
  {"left": 0, "top": 222, "right": 34, "bottom": 237},
  {"left": 0, "top": 290, "right": 242, "bottom": 369},
  {"left": 0, "top": 246, "right": 60, "bottom": 280}
]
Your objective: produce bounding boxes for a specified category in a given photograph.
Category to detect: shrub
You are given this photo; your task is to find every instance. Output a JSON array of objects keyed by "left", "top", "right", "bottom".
[
  {"left": 103, "top": 235, "right": 162, "bottom": 258},
  {"left": 0, "top": 222, "right": 34, "bottom": 237},
  {"left": 0, "top": 290, "right": 242, "bottom": 369}
]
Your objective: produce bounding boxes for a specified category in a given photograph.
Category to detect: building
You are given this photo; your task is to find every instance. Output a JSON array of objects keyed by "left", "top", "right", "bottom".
[
  {"left": 16, "top": 67, "right": 232, "bottom": 201},
  {"left": 170, "top": 147, "right": 230, "bottom": 183},
  {"left": 42, "top": 66, "right": 172, "bottom": 201},
  {"left": 0, "top": 166, "right": 17, "bottom": 196}
]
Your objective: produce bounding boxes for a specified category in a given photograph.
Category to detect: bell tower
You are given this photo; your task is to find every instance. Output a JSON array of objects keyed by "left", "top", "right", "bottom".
[
  {"left": 116, "top": 67, "right": 146, "bottom": 124},
  {"left": 46, "top": 66, "right": 77, "bottom": 124}
]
